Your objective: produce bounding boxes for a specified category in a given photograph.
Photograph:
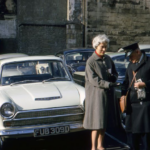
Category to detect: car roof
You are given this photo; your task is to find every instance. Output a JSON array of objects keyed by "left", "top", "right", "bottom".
[
  {"left": 107, "top": 49, "right": 150, "bottom": 58},
  {"left": 55, "top": 44, "right": 150, "bottom": 56},
  {"left": 56, "top": 48, "right": 95, "bottom": 55},
  {"left": 0, "top": 53, "right": 28, "bottom": 60},
  {"left": 0, "top": 55, "right": 62, "bottom": 66},
  {"left": 139, "top": 44, "right": 150, "bottom": 50},
  {"left": 106, "top": 52, "right": 125, "bottom": 57}
]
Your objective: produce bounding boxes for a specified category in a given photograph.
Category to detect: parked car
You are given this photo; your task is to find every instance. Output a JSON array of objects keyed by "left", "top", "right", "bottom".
[
  {"left": 55, "top": 48, "right": 95, "bottom": 75},
  {"left": 0, "top": 53, "right": 28, "bottom": 60},
  {"left": 72, "top": 45, "right": 150, "bottom": 129},
  {"left": 0, "top": 55, "right": 85, "bottom": 148}
]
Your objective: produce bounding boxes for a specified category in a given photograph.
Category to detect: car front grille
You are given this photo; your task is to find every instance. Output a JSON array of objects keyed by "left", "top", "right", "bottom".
[
  {"left": 4, "top": 106, "right": 84, "bottom": 127},
  {"left": 15, "top": 107, "right": 83, "bottom": 119}
]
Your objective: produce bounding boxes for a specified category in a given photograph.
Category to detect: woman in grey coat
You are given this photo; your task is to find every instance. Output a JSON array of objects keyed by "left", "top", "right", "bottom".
[{"left": 83, "top": 34, "right": 118, "bottom": 150}]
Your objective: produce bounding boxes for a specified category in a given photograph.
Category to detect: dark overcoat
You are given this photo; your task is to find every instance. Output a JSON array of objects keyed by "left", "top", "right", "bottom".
[
  {"left": 122, "top": 51, "right": 150, "bottom": 133},
  {"left": 83, "top": 52, "right": 118, "bottom": 129}
]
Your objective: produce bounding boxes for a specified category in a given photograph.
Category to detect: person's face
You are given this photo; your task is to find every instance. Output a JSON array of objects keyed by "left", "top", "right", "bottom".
[
  {"left": 96, "top": 42, "right": 107, "bottom": 56},
  {"left": 129, "top": 49, "right": 140, "bottom": 63}
]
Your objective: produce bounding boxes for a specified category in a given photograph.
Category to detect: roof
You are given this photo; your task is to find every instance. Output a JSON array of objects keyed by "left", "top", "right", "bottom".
[
  {"left": 139, "top": 44, "right": 150, "bottom": 50},
  {"left": 0, "top": 55, "right": 62, "bottom": 66},
  {"left": 55, "top": 48, "right": 95, "bottom": 55},
  {"left": 107, "top": 48, "right": 150, "bottom": 58},
  {"left": 0, "top": 53, "right": 28, "bottom": 60},
  {"left": 106, "top": 52, "right": 125, "bottom": 58}
]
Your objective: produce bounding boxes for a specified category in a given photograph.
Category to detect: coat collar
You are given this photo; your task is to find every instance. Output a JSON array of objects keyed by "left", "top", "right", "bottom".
[
  {"left": 92, "top": 52, "right": 106, "bottom": 60},
  {"left": 133, "top": 51, "right": 147, "bottom": 72}
]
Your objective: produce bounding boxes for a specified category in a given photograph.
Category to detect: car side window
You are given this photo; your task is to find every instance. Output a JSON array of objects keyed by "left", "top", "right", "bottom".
[
  {"left": 51, "top": 62, "right": 69, "bottom": 78},
  {"left": 112, "top": 55, "right": 129, "bottom": 68},
  {"left": 112, "top": 55, "right": 128, "bottom": 62},
  {"left": 111, "top": 55, "right": 129, "bottom": 77}
]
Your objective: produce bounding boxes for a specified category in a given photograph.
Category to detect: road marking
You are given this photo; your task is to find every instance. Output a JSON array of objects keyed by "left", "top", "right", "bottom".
[{"left": 105, "top": 132, "right": 130, "bottom": 148}]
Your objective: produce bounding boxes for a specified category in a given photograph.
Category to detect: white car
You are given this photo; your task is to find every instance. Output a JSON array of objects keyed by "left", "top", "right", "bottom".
[
  {"left": 0, "top": 53, "right": 28, "bottom": 60},
  {"left": 0, "top": 55, "right": 85, "bottom": 148}
]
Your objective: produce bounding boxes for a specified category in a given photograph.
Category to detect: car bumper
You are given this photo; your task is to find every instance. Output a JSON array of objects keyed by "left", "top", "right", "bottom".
[{"left": 0, "top": 122, "right": 84, "bottom": 138}]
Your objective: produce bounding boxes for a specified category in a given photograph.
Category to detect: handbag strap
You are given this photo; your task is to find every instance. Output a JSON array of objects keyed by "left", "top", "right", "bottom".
[
  {"left": 122, "top": 71, "right": 137, "bottom": 111},
  {"left": 126, "top": 71, "right": 137, "bottom": 96},
  {"left": 129, "top": 71, "right": 137, "bottom": 89}
]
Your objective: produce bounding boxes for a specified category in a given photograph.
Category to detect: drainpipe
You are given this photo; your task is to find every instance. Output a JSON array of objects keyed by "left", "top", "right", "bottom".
[
  {"left": 84, "top": 0, "right": 87, "bottom": 47},
  {"left": 82, "top": 0, "right": 85, "bottom": 47},
  {"left": 67, "top": 0, "right": 69, "bottom": 21}
]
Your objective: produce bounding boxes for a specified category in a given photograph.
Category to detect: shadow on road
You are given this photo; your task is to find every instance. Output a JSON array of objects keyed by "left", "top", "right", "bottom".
[{"left": 2, "top": 128, "right": 129, "bottom": 150}]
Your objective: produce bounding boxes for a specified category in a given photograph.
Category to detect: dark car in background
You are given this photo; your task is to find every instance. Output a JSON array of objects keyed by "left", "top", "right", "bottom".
[{"left": 55, "top": 48, "right": 95, "bottom": 75}]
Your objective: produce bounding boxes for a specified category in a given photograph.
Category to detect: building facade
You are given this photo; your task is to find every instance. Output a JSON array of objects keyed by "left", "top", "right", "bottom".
[{"left": 0, "top": 0, "right": 150, "bottom": 54}]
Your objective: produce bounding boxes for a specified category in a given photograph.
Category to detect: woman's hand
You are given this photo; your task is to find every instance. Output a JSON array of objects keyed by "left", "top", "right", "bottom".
[{"left": 134, "top": 82, "right": 146, "bottom": 88}]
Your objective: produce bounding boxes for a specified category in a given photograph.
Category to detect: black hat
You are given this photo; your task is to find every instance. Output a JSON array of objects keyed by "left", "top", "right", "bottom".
[{"left": 118, "top": 42, "right": 139, "bottom": 57}]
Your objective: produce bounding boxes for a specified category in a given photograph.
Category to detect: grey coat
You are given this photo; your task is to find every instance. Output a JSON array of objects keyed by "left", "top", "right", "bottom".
[{"left": 83, "top": 52, "right": 118, "bottom": 129}]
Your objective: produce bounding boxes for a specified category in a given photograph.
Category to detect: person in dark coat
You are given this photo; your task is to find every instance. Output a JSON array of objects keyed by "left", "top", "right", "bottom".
[
  {"left": 83, "top": 34, "right": 118, "bottom": 150},
  {"left": 120, "top": 43, "right": 150, "bottom": 150}
]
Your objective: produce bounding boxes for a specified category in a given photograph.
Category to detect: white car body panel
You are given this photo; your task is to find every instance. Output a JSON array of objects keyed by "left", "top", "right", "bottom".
[{"left": 1, "top": 82, "right": 80, "bottom": 110}]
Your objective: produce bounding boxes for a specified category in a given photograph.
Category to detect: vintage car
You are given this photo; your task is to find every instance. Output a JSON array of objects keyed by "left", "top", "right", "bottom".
[
  {"left": 55, "top": 48, "right": 95, "bottom": 75},
  {"left": 72, "top": 45, "right": 150, "bottom": 129},
  {"left": 0, "top": 55, "right": 85, "bottom": 148},
  {"left": 0, "top": 53, "right": 28, "bottom": 60}
]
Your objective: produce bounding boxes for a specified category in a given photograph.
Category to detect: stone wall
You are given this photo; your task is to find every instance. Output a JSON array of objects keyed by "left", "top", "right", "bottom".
[
  {"left": 86, "top": 0, "right": 150, "bottom": 51},
  {"left": 0, "top": 0, "right": 17, "bottom": 54},
  {"left": 66, "top": 0, "right": 84, "bottom": 49},
  {"left": 0, "top": 19, "right": 17, "bottom": 54},
  {"left": 0, "top": 0, "right": 84, "bottom": 55},
  {"left": 17, "top": 0, "right": 67, "bottom": 55},
  {"left": 66, "top": 24, "right": 84, "bottom": 48},
  {"left": 18, "top": 25, "right": 66, "bottom": 55},
  {"left": 2, "top": 0, "right": 150, "bottom": 54}
]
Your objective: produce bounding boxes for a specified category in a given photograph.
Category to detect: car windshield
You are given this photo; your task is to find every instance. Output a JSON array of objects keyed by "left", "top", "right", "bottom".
[
  {"left": 1, "top": 60, "right": 70, "bottom": 86},
  {"left": 65, "top": 51, "right": 93, "bottom": 65}
]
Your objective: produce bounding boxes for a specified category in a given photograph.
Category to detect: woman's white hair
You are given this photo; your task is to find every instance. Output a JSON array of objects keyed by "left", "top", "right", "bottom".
[{"left": 92, "top": 34, "right": 110, "bottom": 49}]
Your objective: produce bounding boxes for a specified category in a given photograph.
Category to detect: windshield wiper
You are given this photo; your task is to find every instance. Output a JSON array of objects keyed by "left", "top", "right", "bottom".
[
  {"left": 66, "top": 65, "right": 76, "bottom": 72},
  {"left": 10, "top": 80, "right": 40, "bottom": 86},
  {"left": 42, "top": 77, "right": 70, "bottom": 83}
]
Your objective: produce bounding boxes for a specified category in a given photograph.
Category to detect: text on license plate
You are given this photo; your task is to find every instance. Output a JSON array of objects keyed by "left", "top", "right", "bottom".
[{"left": 34, "top": 125, "right": 70, "bottom": 137}]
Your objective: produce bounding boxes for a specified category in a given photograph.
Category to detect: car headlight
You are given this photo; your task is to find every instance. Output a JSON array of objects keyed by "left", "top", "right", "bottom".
[{"left": 1, "top": 103, "right": 15, "bottom": 118}]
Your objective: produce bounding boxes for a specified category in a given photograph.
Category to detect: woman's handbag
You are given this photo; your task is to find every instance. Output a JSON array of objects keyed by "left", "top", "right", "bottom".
[
  {"left": 135, "top": 79, "right": 146, "bottom": 100},
  {"left": 119, "top": 71, "right": 137, "bottom": 113}
]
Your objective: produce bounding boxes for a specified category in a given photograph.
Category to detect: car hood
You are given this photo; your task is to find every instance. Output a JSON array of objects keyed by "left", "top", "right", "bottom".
[{"left": 1, "top": 81, "right": 80, "bottom": 110}]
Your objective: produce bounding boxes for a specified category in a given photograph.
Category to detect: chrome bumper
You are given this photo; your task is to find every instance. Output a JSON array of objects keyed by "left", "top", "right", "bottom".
[{"left": 0, "top": 122, "right": 84, "bottom": 138}]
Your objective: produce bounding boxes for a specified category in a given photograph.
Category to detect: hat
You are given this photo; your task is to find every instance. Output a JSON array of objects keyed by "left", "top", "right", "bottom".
[{"left": 118, "top": 42, "right": 139, "bottom": 57}]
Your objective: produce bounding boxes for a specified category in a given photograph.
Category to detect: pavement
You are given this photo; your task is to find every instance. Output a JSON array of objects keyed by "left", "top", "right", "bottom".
[
  {"left": 104, "top": 132, "right": 129, "bottom": 150},
  {"left": 2, "top": 129, "right": 129, "bottom": 150}
]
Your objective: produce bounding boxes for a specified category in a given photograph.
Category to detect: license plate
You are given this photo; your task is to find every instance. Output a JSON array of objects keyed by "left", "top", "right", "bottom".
[{"left": 34, "top": 125, "right": 70, "bottom": 137}]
